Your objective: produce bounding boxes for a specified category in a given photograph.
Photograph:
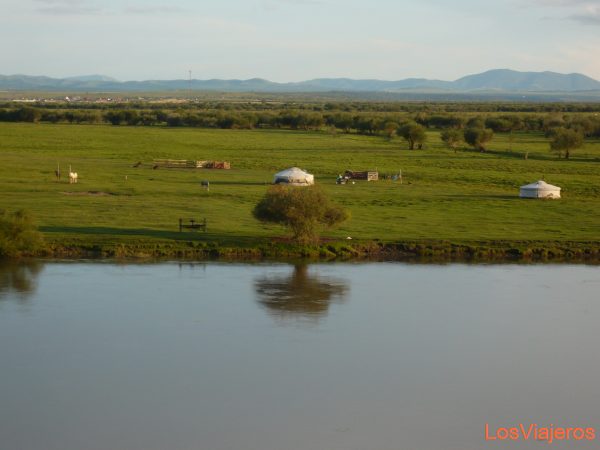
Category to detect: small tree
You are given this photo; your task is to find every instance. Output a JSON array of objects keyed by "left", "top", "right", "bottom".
[
  {"left": 464, "top": 127, "right": 494, "bottom": 151},
  {"left": 466, "top": 117, "right": 485, "bottom": 129},
  {"left": 383, "top": 121, "right": 399, "bottom": 139},
  {"left": 397, "top": 121, "right": 427, "bottom": 150},
  {"left": 440, "top": 129, "right": 463, "bottom": 152},
  {"left": 0, "top": 210, "right": 45, "bottom": 257},
  {"left": 549, "top": 127, "right": 584, "bottom": 159},
  {"left": 253, "top": 185, "right": 349, "bottom": 243}
]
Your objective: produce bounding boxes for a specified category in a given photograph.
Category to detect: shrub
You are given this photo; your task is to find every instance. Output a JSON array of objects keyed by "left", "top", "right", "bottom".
[
  {"left": 397, "top": 121, "right": 427, "bottom": 149},
  {"left": 440, "top": 128, "right": 464, "bottom": 151},
  {"left": 0, "top": 210, "right": 45, "bottom": 257},
  {"left": 253, "top": 185, "right": 349, "bottom": 244},
  {"left": 549, "top": 127, "right": 584, "bottom": 159},
  {"left": 464, "top": 127, "right": 494, "bottom": 151}
]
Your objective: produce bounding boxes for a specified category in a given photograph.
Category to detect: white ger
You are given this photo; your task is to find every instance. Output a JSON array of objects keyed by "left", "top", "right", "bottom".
[
  {"left": 519, "top": 180, "right": 561, "bottom": 199},
  {"left": 273, "top": 167, "right": 314, "bottom": 186}
]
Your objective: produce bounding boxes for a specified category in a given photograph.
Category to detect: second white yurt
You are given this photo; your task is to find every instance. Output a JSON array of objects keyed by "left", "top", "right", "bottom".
[
  {"left": 519, "top": 180, "right": 561, "bottom": 199},
  {"left": 273, "top": 167, "right": 314, "bottom": 186}
]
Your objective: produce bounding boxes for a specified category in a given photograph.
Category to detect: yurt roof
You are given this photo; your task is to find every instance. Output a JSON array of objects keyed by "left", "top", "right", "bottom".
[
  {"left": 275, "top": 167, "right": 312, "bottom": 177},
  {"left": 520, "top": 180, "right": 561, "bottom": 190}
]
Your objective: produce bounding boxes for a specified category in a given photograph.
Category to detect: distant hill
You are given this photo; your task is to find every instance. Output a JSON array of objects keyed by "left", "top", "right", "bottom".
[
  {"left": 1, "top": 69, "right": 600, "bottom": 94},
  {"left": 63, "top": 74, "right": 119, "bottom": 82},
  {"left": 453, "top": 69, "right": 600, "bottom": 91}
]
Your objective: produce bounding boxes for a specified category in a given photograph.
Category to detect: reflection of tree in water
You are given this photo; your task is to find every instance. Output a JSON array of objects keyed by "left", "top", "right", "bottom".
[
  {"left": 255, "top": 265, "right": 348, "bottom": 322},
  {"left": 0, "top": 260, "right": 44, "bottom": 302}
]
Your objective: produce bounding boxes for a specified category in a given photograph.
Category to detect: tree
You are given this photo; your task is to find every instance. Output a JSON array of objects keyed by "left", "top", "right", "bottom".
[
  {"left": 485, "top": 117, "right": 513, "bottom": 133},
  {"left": 464, "top": 127, "right": 494, "bottom": 151},
  {"left": 383, "top": 121, "right": 399, "bottom": 139},
  {"left": 105, "top": 110, "right": 124, "bottom": 125},
  {"left": 253, "top": 185, "right": 349, "bottom": 243},
  {"left": 0, "top": 209, "right": 45, "bottom": 257},
  {"left": 15, "top": 107, "right": 41, "bottom": 123},
  {"left": 397, "top": 121, "right": 426, "bottom": 150},
  {"left": 466, "top": 117, "right": 485, "bottom": 129},
  {"left": 549, "top": 127, "right": 584, "bottom": 159},
  {"left": 440, "top": 129, "right": 463, "bottom": 152}
]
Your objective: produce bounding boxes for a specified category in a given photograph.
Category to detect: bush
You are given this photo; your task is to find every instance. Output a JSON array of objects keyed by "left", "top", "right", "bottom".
[
  {"left": 0, "top": 210, "right": 45, "bottom": 257},
  {"left": 549, "top": 127, "right": 584, "bottom": 159},
  {"left": 397, "top": 121, "right": 426, "bottom": 149},
  {"left": 253, "top": 185, "right": 349, "bottom": 243},
  {"left": 440, "top": 128, "right": 463, "bottom": 151},
  {"left": 464, "top": 127, "right": 494, "bottom": 151}
]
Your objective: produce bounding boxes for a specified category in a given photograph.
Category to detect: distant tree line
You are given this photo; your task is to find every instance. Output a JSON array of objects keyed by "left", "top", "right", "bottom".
[
  {"left": 2, "top": 105, "right": 600, "bottom": 142},
  {"left": 4, "top": 100, "right": 600, "bottom": 113}
]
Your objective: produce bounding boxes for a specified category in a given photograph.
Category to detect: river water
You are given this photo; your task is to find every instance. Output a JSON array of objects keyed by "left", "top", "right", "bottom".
[{"left": 1, "top": 261, "right": 599, "bottom": 450}]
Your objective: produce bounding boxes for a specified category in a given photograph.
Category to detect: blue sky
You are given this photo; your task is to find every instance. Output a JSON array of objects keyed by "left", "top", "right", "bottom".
[{"left": 2, "top": 0, "right": 600, "bottom": 81}]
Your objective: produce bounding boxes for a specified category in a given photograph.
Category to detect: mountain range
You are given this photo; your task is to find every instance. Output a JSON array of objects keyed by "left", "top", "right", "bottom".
[{"left": 1, "top": 69, "right": 600, "bottom": 93}]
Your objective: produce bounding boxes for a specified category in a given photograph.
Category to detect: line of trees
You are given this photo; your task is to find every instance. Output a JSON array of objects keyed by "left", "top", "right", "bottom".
[
  {"left": 5, "top": 100, "right": 600, "bottom": 113},
  {"left": 0, "top": 105, "right": 596, "bottom": 157},
  {"left": 4, "top": 105, "right": 600, "bottom": 138}
]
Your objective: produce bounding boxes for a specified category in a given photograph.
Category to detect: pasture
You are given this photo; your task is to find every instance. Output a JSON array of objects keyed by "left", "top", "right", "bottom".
[{"left": 0, "top": 122, "right": 599, "bottom": 254}]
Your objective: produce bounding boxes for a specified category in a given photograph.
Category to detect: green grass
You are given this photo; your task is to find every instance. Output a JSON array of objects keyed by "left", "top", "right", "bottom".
[{"left": 0, "top": 123, "right": 599, "bottom": 256}]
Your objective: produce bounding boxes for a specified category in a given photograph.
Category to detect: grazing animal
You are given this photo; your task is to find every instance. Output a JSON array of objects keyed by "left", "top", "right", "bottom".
[{"left": 69, "top": 165, "right": 78, "bottom": 184}]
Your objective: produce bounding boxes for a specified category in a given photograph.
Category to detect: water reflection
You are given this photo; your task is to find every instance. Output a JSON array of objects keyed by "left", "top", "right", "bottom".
[
  {"left": 255, "top": 265, "right": 348, "bottom": 322},
  {"left": 0, "top": 260, "right": 44, "bottom": 302}
]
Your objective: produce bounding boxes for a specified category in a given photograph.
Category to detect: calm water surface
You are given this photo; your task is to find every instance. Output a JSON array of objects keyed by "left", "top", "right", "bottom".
[{"left": 1, "top": 261, "right": 599, "bottom": 450}]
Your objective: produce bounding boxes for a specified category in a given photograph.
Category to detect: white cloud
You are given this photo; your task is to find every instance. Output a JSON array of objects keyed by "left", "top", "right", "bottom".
[
  {"left": 526, "top": 0, "right": 600, "bottom": 25},
  {"left": 124, "top": 5, "right": 189, "bottom": 15},
  {"left": 32, "top": 0, "right": 105, "bottom": 15},
  {"left": 532, "top": 0, "right": 599, "bottom": 5},
  {"left": 260, "top": 0, "right": 324, "bottom": 10},
  {"left": 569, "top": 4, "right": 600, "bottom": 23},
  {"left": 31, "top": 1, "right": 191, "bottom": 16}
]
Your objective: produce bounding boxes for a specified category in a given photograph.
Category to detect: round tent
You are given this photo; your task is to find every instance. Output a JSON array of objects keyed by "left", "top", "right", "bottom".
[
  {"left": 519, "top": 180, "right": 561, "bottom": 199},
  {"left": 273, "top": 167, "right": 314, "bottom": 186}
]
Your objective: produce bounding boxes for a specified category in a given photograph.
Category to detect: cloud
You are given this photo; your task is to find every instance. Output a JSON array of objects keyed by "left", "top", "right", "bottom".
[
  {"left": 527, "top": 0, "right": 600, "bottom": 25},
  {"left": 532, "top": 0, "right": 599, "bottom": 5},
  {"left": 124, "top": 5, "right": 189, "bottom": 15},
  {"left": 32, "top": 0, "right": 104, "bottom": 15},
  {"left": 278, "top": 0, "right": 324, "bottom": 4},
  {"left": 260, "top": 0, "right": 324, "bottom": 10},
  {"left": 32, "top": 0, "right": 190, "bottom": 16},
  {"left": 569, "top": 9, "right": 600, "bottom": 23},
  {"left": 267, "top": 0, "right": 324, "bottom": 4},
  {"left": 33, "top": 0, "right": 90, "bottom": 4}
]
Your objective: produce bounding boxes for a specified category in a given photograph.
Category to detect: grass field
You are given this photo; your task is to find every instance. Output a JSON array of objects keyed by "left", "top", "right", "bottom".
[{"left": 0, "top": 122, "right": 599, "bottom": 257}]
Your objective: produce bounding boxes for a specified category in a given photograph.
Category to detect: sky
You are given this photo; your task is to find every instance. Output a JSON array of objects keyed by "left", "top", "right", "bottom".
[{"left": 2, "top": 0, "right": 600, "bottom": 82}]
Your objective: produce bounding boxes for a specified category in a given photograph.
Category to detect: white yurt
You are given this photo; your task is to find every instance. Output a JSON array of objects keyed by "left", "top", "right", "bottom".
[
  {"left": 519, "top": 180, "right": 561, "bottom": 199},
  {"left": 273, "top": 167, "right": 314, "bottom": 186}
]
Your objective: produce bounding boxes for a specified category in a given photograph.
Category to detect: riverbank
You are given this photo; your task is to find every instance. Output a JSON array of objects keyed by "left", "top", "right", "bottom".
[{"left": 32, "top": 237, "right": 600, "bottom": 263}]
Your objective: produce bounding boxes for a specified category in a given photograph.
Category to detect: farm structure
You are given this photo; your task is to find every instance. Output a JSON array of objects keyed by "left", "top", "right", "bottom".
[
  {"left": 179, "top": 218, "right": 207, "bottom": 232},
  {"left": 153, "top": 159, "right": 231, "bottom": 169},
  {"left": 344, "top": 170, "right": 378, "bottom": 181}
]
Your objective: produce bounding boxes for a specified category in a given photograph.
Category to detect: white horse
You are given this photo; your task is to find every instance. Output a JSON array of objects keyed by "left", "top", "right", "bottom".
[{"left": 69, "top": 165, "right": 78, "bottom": 184}]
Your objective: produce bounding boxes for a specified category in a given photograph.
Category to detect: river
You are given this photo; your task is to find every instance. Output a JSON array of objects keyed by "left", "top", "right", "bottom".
[{"left": 1, "top": 261, "right": 599, "bottom": 450}]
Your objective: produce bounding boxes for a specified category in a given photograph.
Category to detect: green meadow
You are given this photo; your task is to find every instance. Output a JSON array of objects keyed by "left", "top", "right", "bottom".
[{"left": 0, "top": 122, "right": 599, "bottom": 257}]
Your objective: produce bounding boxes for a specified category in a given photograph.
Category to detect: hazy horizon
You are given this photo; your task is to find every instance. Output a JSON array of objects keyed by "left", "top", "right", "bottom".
[
  {"left": 4, "top": 68, "right": 600, "bottom": 84},
  {"left": 3, "top": 0, "right": 600, "bottom": 82}
]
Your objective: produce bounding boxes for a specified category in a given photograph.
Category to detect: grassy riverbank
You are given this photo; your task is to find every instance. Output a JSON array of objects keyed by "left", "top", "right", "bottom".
[{"left": 1, "top": 123, "right": 599, "bottom": 260}]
